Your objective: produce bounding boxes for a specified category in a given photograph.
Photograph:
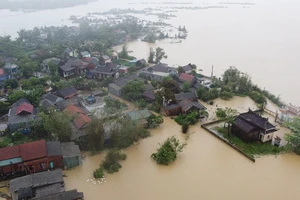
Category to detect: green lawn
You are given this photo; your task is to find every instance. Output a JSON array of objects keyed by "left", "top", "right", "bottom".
[{"left": 215, "top": 127, "right": 289, "bottom": 157}]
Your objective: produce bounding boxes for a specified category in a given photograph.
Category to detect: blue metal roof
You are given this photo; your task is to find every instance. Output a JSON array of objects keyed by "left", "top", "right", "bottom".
[{"left": 0, "top": 157, "right": 23, "bottom": 167}]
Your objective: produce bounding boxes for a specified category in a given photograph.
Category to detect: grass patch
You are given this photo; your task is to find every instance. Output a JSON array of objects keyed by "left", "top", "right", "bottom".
[{"left": 215, "top": 127, "right": 289, "bottom": 157}]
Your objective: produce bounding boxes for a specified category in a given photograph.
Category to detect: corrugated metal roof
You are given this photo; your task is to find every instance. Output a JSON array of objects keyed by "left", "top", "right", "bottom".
[
  {"left": 19, "top": 140, "right": 47, "bottom": 161},
  {"left": 127, "top": 109, "right": 152, "bottom": 121}
]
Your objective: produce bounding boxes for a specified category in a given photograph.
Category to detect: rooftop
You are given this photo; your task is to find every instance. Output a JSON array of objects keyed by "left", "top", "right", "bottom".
[
  {"left": 57, "top": 87, "right": 78, "bottom": 99},
  {"left": 127, "top": 109, "right": 152, "bottom": 121},
  {"left": 179, "top": 73, "right": 195, "bottom": 83},
  {"left": 175, "top": 92, "right": 197, "bottom": 102},
  {"left": 73, "top": 113, "right": 91, "bottom": 129},
  {"left": 19, "top": 140, "right": 47, "bottom": 161},
  {"left": 9, "top": 169, "right": 63, "bottom": 193},
  {"left": 63, "top": 105, "right": 86, "bottom": 117}
]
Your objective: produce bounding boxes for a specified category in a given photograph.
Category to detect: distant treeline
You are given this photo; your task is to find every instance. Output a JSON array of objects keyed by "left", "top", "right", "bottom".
[{"left": 0, "top": 0, "right": 97, "bottom": 11}]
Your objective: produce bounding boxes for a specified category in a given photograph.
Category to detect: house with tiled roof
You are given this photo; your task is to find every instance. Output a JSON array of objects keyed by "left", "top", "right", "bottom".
[
  {"left": 178, "top": 73, "right": 196, "bottom": 86},
  {"left": 9, "top": 169, "right": 84, "bottom": 200},
  {"left": 57, "top": 86, "right": 78, "bottom": 99},
  {"left": 8, "top": 98, "right": 38, "bottom": 133},
  {"left": 63, "top": 105, "right": 91, "bottom": 140},
  {"left": 0, "top": 140, "right": 64, "bottom": 180},
  {"left": 232, "top": 110, "right": 278, "bottom": 143},
  {"left": 278, "top": 104, "right": 300, "bottom": 123},
  {"left": 181, "top": 64, "right": 193, "bottom": 74}
]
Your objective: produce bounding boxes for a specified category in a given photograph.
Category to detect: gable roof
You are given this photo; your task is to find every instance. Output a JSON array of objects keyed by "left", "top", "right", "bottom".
[
  {"left": 40, "top": 99, "right": 57, "bottom": 111},
  {"left": 179, "top": 100, "right": 206, "bottom": 112},
  {"left": 19, "top": 140, "right": 47, "bottom": 161},
  {"left": 46, "top": 142, "right": 63, "bottom": 156},
  {"left": 73, "top": 113, "right": 91, "bottom": 129},
  {"left": 42, "top": 93, "right": 63, "bottom": 104},
  {"left": 179, "top": 73, "right": 195, "bottom": 83},
  {"left": 149, "top": 63, "right": 169, "bottom": 73},
  {"left": 234, "top": 110, "right": 276, "bottom": 133},
  {"left": 182, "top": 64, "right": 193, "bottom": 72},
  {"left": 9, "top": 169, "right": 63, "bottom": 193},
  {"left": 175, "top": 92, "right": 197, "bottom": 102},
  {"left": 0, "top": 145, "right": 21, "bottom": 161},
  {"left": 143, "top": 90, "right": 155, "bottom": 101},
  {"left": 63, "top": 105, "right": 86, "bottom": 117},
  {"left": 34, "top": 189, "right": 83, "bottom": 200},
  {"left": 16, "top": 102, "right": 34, "bottom": 115},
  {"left": 127, "top": 109, "right": 152, "bottom": 121},
  {"left": 57, "top": 87, "right": 78, "bottom": 99}
]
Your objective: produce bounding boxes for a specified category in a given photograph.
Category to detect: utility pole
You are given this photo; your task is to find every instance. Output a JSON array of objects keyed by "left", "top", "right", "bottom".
[{"left": 211, "top": 65, "right": 214, "bottom": 77}]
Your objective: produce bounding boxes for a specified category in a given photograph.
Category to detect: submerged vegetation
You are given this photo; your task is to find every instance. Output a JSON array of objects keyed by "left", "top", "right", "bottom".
[
  {"left": 151, "top": 136, "right": 186, "bottom": 165},
  {"left": 101, "top": 150, "right": 127, "bottom": 174}
]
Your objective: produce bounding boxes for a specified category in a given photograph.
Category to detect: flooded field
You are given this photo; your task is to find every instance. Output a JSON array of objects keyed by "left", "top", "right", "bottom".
[{"left": 63, "top": 97, "right": 300, "bottom": 200}]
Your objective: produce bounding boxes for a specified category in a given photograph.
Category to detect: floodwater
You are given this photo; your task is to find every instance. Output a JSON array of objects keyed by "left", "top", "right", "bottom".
[
  {"left": 62, "top": 97, "right": 299, "bottom": 200},
  {"left": 0, "top": 0, "right": 299, "bottom": 104},
  {"left": 1, "top": 0, "right": 300, "bottom": 199}
]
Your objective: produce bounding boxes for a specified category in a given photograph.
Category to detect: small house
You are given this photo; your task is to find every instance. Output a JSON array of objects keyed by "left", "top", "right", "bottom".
[
  {"left": 41, "top": 57, "right": 61, "bottom": 73},
  {"left": 7, "top": 98, "right": 38, "bottom": 133},
  {"left": 232, "top": 110, "right": 277, "bottom": 143},
  {"left": 99, "top": 55, "right": 111, "bottom": 65},
  {"left": 278, "top": 104, "right": 300, "bottom": 123},
  {"left": 108, "top": 83, "right": 122, "bottom": 97},
  {"left": 181, "top": 64, "right": 193, "bottom": 74},
  {"left": 178, "top": 73, "right": 196, "bottom": 86},
  {"left": 178, "top": 99, "right": 206, "bottom": 114},
  {"left": 3, "top": 63, "right": 18, "bottom": 78},
  {"left": 136, "top": 59, "right": 146, "bottom": 67},
  {"left": 174, "top": 92, "right": 197, "bottom": 103},
  {"left": 126, "top": 109, "right": 153, "bottom": 126},
  {"left": 9, "top": 169, "right": 84, "bottom": 200},
  {"left": 143, "top": 90, "right": 155, "bottom": 102},
  {"left": 61, "top": 142, "right": 82, "bottom": 170},
  {"left": 164, "top": 104, "right": 181, "bottom": 116}
]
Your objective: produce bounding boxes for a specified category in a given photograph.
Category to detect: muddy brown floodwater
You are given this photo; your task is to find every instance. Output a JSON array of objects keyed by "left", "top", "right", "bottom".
[{"left": 63, "top": 97, "right": 300, "bottom": 200}]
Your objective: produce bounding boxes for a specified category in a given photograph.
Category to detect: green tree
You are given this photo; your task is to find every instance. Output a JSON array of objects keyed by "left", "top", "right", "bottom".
[
  {"left": 147, "top": 114, "right": 164, "bottom": 128},
  {"left": 151, "top": 136, "right": 186, "bottom": 165},
  {"left": 8, "top": 90, "right": 26, "bottom": 104},
  {"left": 119, "top": 43, "right": 132, "bottom": 59},
  {"left": 155, "top": 47, "right": 167, "bottom": 64},
  {"left": 216, "top": 107, "right": 238, "bottom": 136},
  {"left": 0, "top": 101, "right": 10, "bottom": 116},
  {"left": 177, "top": 66, "right": 184, "bottom": 74},
  {"left": 182, "top": 82, "right": 190, "bottom": 92},
  {"left": 100, "top": 150, "right": 127, "bottom": 174},
  {"left": 4, "top": 79, "right": 18, "bottom": 89},
  {"left": 85, "top": 118, "right": 105, "bottom": 153},
  {"left": 148, "top": 47, "right": 155, "bottom": 63},
  {"left": 40, "top": 112, "right": 72, "bottom": 142},
  {"left": 123, "top": 80, "right": 145, "bottom": 101},
  {"left": 285, "top": 118, "right": 300, "bottom": 154}
]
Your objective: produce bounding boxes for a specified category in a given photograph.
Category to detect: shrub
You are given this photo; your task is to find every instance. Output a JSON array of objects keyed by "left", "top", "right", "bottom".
[
  {"left": 220, "top": 91, "right": 233, "bottom": 100},
  {"left": 101, "top": 150, "right": 127, "bottom": 174},
  {"left": 175, "top": 111, "right": 199, "bottom": 125},
  {"left": 182, "top": 124, "right": 189, "bottom": 133},
  {"left": 248, "top": 91, "right": 266, "bottom": 104},
  {"left": 151, "top": 136, "right": 186, "bottom": 165},
  {"left": 93, "top": 168, "right": 104, "bottom": 179}
]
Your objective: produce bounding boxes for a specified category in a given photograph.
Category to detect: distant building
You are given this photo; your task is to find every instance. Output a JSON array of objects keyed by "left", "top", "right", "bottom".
[
  {"left": 0, "top": 68, "right": 9, "bottom": 82},
  {"left": 278, "top": 104, "right": 300, "bottom": 123},
  {"left": 41, "top": 57, "right": 61, "bottom": 73},
  {"left": 181, "top": 64, "right": 193, "bottom": 74},
  {"left": 80, "top": 51, "right": 91, "bottom": 58},
  {"left": 232, "top": 110, "right": 278, "bottom": 143},
  {"left": 61, "top": 142, "right": 82, "bottom": 170},
  {"left": 59, "top": 58, "right": 89, "bottom": 78},
  {"left": 99, "top": 55, "right": 111, "bottom": 65},
  {"left": 108, "top": 74, "right": 142, "bottom": 97},
  {"left": 3, "top": 63, "right": 19, "bottom": 78},
  {"left": 178, "top": 73, "right": 196, "bottom": 86}
]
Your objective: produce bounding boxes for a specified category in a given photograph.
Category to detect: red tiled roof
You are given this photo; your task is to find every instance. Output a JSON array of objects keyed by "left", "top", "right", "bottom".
[
  {"left": 63, "top": 105, "right": 85, "bottom": 117},
  {"left": 16, "top": 102, "right": 33, "bottom": 115},
  {"left": 179, "top": 73, "right": 195, "bottom": 83},
  {"left": 19, "top": 140, "right": 47, "bottom": 161},
  {"left": 0, "top": 146, "right": 21, "bottom": 161},
  {"left": 73, "top": 113, "right": 91, "bottom": 129}
]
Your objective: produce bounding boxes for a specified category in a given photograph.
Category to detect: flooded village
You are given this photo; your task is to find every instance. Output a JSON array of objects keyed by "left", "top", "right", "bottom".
[{"left": 0, "top": 0, "right": 300, "bottom": 199}]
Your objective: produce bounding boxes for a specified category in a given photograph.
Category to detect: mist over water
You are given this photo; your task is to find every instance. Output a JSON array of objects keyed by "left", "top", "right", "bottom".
[{"left": 0, "top": 0, "right": 299, "bottom": 104}]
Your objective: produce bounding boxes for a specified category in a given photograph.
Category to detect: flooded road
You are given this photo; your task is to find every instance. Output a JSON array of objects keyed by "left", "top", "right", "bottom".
[{"left": 64, "top": 97, "right": 300, "bottom": 200}]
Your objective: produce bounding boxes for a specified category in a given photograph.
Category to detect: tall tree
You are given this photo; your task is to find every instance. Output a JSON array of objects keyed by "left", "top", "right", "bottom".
[
  {"left": 155, "top": 47, "right": 167, "bottom": 64},
  {"left": 216, "top": 107, "right": 238, "bottom": 136},
  {"left": 40, "top": 112, "right": 72, "bottom": 142},
  {"left": 285, "top": 117, "right": 300, "bottom": 154},
  {"left": 148, "top": 47, "right": 155, "bottom": 63},
  {"left": 85, "top": 118, "right": 105, "bottom": 152}
]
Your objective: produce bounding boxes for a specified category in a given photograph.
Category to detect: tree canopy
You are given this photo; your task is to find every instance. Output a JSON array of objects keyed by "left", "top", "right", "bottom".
[{"left": 285, "top": 117, "right": 300, "bottom": 154}]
